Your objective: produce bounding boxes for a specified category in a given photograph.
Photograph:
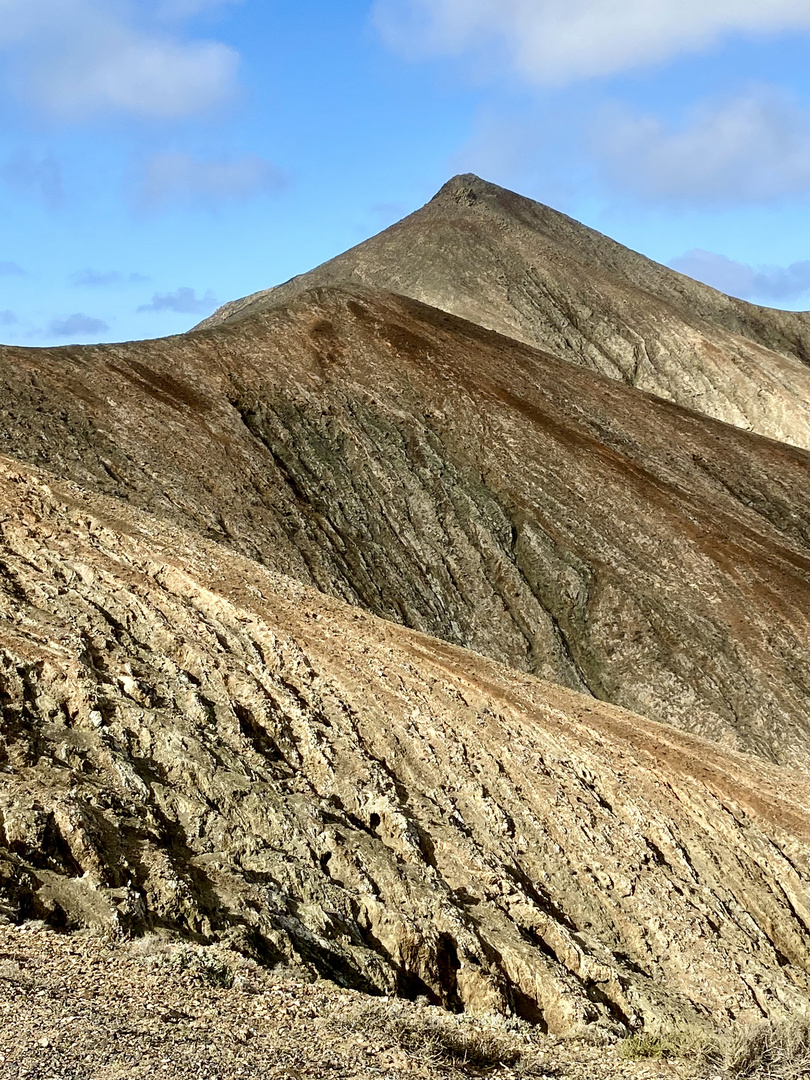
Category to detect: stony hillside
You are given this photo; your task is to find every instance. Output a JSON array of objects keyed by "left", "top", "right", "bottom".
[
  {"left": 4, "top": 454, "right": 810, "bottom": 1035},
  {"left": 4, "top": 175, "right": 810, "bottom": 1044},
  {"left": 0, "top": 922, "right": 691, "bottom": 1080},
  {"left": 1, "top": 287, "right": 809, "bottom": 764},
  {"left": 199, "top": 175, "right": 810, "bottom": 450}
]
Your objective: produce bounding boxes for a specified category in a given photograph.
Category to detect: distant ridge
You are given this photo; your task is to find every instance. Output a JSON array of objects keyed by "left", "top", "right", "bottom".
[{"left": 199, "top": 174, "right": 810, "bottom": 449}]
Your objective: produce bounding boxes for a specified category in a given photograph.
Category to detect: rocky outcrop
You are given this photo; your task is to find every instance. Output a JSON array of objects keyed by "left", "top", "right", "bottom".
[
  {"left": 3, "top": 455, "right": 810, "bottom": 1035},
  {"left": 1, "top": 288, "right": 809, "bottom": 765},
  {"left": 199, "top": 174, "right": 810, "bottom": 450}
]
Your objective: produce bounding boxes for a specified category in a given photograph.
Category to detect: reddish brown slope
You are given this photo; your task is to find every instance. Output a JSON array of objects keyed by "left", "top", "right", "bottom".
[{"left": 0, "top": 287, "right": 808, "bottom": 763}]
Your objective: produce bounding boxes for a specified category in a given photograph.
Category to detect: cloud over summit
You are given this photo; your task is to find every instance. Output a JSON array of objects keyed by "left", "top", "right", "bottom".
[
  {"left": 137, "top": 287, "right": 217, "bottom": 314},
  {"left": 47, "top": 313, "right": 110, "bottom": 339},
  {"left": 670, "top": 249, "right": 810, "bottom": 302},
  {"left": 136, "top": 151, "right": 287, "bottom": 210},
  {"left": 593, "top": 88, "right": 810, "bottom": 203},
  {"left": 375, "top": 0, "right": 810, "bottom": 84}
]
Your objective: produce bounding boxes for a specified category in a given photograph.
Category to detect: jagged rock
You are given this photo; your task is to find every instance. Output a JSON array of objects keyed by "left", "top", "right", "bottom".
[
  {"left": 199, "top": 174, "right": 810, "bottom": 450},
  {"left": 1, "top": 287, "right": 809, "bottom": 763},
  {"left": 3, "top": 456, "right": 810, "bottom": 1034}
]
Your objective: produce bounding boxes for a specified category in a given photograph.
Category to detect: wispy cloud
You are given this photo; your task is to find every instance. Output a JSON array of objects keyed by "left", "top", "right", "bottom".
[
  {"left": 0, "top": 0, "right": 240, "bottom": 121},
  {"left": 136, "top": 151, "right": 287, "bottom": 211},
  {"left": 0, "top": 310, "right": 18, "bottom": 325},
  {"left": 593, "top": 88, "right": 810, "bottom": 203},
  {"left": 670, "top": 249, "right": 810, "bottom": 302},
  {"left": 71, "top": 269, "right": 150, "bottom": 287},
  {"left": 375, "top": 0, "right": 810, "bottom": 84},
  {"left": 137, "top": 287, "right": 217, "bottom": 314},
  {"left": 156, "top": 0, "right": 241, "bottom": 17},
  {"left": 48, "top": 313, "right": 110, "bottom": 338},
  {"left": 0, "top": 261, "right": 25, "bottom": 276},
  {"left": 1, "top": 151, "right": 64, "bottom": 208}
]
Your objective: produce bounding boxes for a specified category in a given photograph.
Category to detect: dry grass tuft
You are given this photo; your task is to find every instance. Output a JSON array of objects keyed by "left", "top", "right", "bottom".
[
  {"left": 126, "top": 934, "right": 255, "bottom": 990},
  {"left": 620, "top": 1018, "right": 810, "bottom": 1078},
  {"left": 619, "top": 1025, "right": 712, "bottom": 1063},
  {"left": 0, "top": 957, "right": 33, "bottom": 986},
  {"left": 335, "top": 999, "right": 541, "bottom": 1074},
  {"left": 715, "top": 1018, "right": 810, "bottom": 1079}
]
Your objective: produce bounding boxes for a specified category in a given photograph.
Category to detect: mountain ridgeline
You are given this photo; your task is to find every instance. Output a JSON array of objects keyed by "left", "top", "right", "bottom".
[
  {"left": 2, "top": 176, "right": 810, "bottom": 1035},
  {"left": 201, "top": 174, "right": 810, "bottom": 450}
]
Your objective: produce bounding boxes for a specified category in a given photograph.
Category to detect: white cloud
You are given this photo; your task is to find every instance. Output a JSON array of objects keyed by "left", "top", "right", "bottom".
[
  {"left": 0, "top": 0, "right": 239, "bottom": 120},
  {"left": 137, "top": 287, "right": 217, "bottom": 314},
  {"left": 593, "top": 88, "right": 810, "bottom": 202},
  {"left": 670, "top": 249, "right": 810, "bottom": 301},
  {"left": 156, "top": 0, "right": 240, "bottom": 17},
  {"left": 136, "top": 151, "right": 287, "bottom": 210},
  {"left": 374, "top": 0, "right": 810, "bottom": 84},
  {"left": 48, "top": 313, "right": 110, "bottom": 338}
]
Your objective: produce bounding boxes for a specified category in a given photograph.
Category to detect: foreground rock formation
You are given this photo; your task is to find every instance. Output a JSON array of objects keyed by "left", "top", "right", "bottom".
[
  {"left": 3, "top": 456, "right": 810, "bottom": 1034},
  {"left": 0, "top": 922, "right": 684, "bottom": 1079},
  {"left": 200, "top": 174, "right": 810, "bottom": 451}
]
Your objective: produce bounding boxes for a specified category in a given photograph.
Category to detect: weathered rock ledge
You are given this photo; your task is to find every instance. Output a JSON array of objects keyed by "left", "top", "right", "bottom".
[{"left": 3, "top": 456, "right": 810, "bottom": 1035}]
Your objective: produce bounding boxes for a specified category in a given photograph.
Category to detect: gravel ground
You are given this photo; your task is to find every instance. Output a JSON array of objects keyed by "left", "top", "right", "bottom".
[{"left": 0, "top": 921, "right": 687, "bottom": 1080}]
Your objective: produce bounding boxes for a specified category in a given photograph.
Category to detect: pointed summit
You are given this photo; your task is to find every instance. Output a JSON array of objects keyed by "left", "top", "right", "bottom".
[{"left": 199, "top": 175, "right": 810, "bottom": 448}]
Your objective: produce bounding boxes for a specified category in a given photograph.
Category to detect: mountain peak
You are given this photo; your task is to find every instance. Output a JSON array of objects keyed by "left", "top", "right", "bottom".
[
  {"left": 430, "top": 172, "right": 498, "bottom": 204},
  {"left": 197, "top": 174, "right": 810, "bottom": 452}
]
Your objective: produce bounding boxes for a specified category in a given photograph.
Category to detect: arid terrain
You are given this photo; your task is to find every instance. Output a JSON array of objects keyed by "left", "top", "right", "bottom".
[
  {"left": 3, "top": 176, "right": 810, "bottom": 1074},
  {"left": 200, "top": 174, "right": 810, "bottom": 451},
  {"left": 0, "top": 920, "right": 691, "bottom": 1080}
]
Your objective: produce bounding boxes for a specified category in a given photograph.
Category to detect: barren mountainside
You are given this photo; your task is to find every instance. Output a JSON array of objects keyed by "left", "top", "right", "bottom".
[
  {"left": 4, "top": 455, "right": 810, "bottom": 1034},
  {"left": 3, "top": 176, "right": 810, "bottom": 1044},
  {"left": 200, "top": 174, "right": 810, "bottom": 451},
  {"left": 2, "top": 287, "right": 809, "bottom": 764}
]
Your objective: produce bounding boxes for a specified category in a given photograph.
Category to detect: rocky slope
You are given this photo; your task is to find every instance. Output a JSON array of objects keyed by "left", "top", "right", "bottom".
[
  {"left": 0, "top": 922, "right": 687, "bottom": 1080},
  {"left": 1, "top": 287, "right": 809, "bottom": 765},
  {"left": 199, "top": 175, "right": 810, "bottom": 450},
  {"left": 4, "top": 455, "right": 810, "bottom": 1034},
  {"left": 4, "top": 175, "right": 810, "bottom": 1040}
]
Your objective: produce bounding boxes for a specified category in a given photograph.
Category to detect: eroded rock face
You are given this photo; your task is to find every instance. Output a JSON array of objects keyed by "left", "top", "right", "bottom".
[
  {"left": 3, "top": 457, "right": 810, "bottom": 1034},
  {"left": 199, "top": 174, "right": 810, "bottom": 450},
  {"left": 1, "top": 288, "right": 809, "bottom": 765}
]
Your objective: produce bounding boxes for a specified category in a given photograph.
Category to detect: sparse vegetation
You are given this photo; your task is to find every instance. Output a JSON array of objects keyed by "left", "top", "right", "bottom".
[
  {"left": 335, "top": 999, "right": 538, "bottom": 1074},
  {"left": 619, "top": 1025, "right": 712, "bottom": 1063},
  {"left": 619, "top": 1018, "right": 810, "bottom": 1078},
  {"left": 715, "top": 1018, "right": 810, "bottom": 1079},
  {"left": 127, "top": 934, "right": 239, "bottom": 989},
  {"left": 0, "top": 957, "right": 33, "bottom": 986}
]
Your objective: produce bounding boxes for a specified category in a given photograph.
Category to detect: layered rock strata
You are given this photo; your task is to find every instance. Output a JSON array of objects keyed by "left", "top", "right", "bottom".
[
  {"left": 1, "top": 288, "right": 809, "bottom": 763},
  {"left": 3, "top": 456, "right": 810, "bottom": 1034}
]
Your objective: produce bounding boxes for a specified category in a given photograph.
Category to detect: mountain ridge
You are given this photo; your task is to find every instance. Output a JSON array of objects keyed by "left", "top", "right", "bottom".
[
  {"left": 198, "top": 174, "right": 810, "bottom": 450},
  {"left": 1, "top": 284, "right": 810, "bottom": 765}
]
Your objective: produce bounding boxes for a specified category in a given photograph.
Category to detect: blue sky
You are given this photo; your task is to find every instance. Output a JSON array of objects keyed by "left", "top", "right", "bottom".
[{"left": 2, "top": 0, "right": 810, "bottom": 346}]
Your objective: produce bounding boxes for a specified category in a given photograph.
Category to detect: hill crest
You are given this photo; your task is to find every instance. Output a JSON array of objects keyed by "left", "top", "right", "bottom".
[{"left": 198, "top": 174, "right": 810, "bottom": 450}]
